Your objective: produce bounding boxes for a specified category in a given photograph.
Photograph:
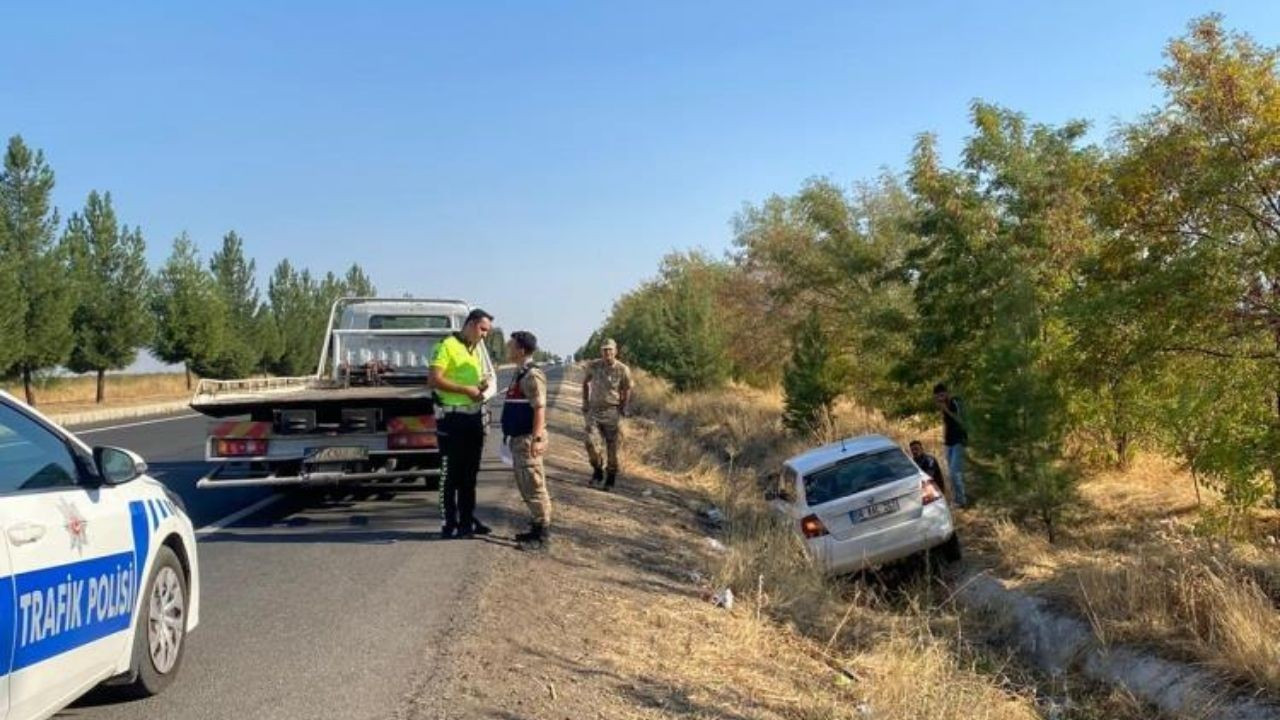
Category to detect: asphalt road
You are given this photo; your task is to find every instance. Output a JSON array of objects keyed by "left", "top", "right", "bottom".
[{"left": 57, "top": 366, "right": 559, "bottom": 720}]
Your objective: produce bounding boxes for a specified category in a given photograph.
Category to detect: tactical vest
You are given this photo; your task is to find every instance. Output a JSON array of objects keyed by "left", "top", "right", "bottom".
[{"left": 501, "top": 365, "right": 536, "bottom": 438}]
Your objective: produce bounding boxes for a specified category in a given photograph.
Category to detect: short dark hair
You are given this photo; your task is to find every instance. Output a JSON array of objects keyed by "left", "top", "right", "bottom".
[
  {"left": 933, "top": 383, "right": 948, "bottom": 394},
  {"left": 909, "top": 440, "right": 924, "bottom": 449},
  {"left": 510, "top": 330, "right": 538, "bottom": 354},
  {"left": 465, "top": 308, "right": 494, "bottom": 326}
]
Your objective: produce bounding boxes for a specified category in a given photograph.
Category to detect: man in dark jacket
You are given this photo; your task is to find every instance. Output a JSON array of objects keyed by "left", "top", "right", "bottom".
[
  {"left": 933, "top": 383, "right": 968, "bottom": 507},
  {"left": 909, "top": 440, "right": 947, "bottom": 498}
]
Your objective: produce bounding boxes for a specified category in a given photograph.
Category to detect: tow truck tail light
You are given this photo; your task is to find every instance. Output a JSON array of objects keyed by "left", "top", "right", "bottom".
[
  {"left": 214, "top": 438, "right": 269, "bottom": 457},
  {"left": 800, "top": 514, "right": 828, "bottom": 539},
  {"left": 210, "top": 420, "right": 271, "bottom": 457},
  {"left": 922, "top": 478, "right": 944, "bottom": 505},
  {"left": 388, "top": 415, "right": 437, "bottom": 450}
]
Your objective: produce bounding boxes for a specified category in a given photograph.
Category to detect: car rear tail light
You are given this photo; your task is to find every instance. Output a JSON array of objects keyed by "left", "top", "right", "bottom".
[
  {"left": 800, "top": 514, "right": 828, "bottom": 539},
  {"left": 922, "top": 478, "right": 944, "bottom": 505},
  {"left": 214, "top": 439, "right": 269, "bottom": 457},
  {"left": 388, "top": 433, "right": 437, "bottom": 449}
]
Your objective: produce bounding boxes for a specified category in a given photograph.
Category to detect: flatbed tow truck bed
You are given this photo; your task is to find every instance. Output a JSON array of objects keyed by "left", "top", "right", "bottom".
[{"left": 191, "top": 381, "right": 434, "bottom": 418}]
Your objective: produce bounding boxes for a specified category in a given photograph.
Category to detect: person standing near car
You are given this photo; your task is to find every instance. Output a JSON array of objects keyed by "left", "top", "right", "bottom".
[
  {"left": 582, "top": 338, "right": 632, "bottom": 490},
  {"left": 501, "top": 330, "right": 552, "bottom": 550},
  {"left": 933, "top": 383, "right": 968, "bottom": 507},
  {"left": 909, "top": 440, "right": 948, "bottom": 499},
  {"left": 430, "top": 308, "right": 496, "bottom": 538}
]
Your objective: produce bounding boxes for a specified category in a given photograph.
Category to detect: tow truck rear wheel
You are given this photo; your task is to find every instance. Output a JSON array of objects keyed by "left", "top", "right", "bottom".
[{"left": 121, "top": 545, "right": 188, "bottom": 698}]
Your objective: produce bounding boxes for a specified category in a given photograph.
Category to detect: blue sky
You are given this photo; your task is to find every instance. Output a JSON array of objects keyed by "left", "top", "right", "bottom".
[{"left": 3, "top": 1, "right": 1278, "bottom": 358}]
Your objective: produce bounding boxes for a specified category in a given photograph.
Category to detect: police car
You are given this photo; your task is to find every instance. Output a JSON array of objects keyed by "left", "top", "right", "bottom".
[{"left": 0, "top": 391, "right": 200, "bottom": 719}]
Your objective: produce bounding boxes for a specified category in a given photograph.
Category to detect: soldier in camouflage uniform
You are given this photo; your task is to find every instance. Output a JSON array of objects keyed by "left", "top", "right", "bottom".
[{"left": 582, "top": 339, "right": 633, "bottom": 490}]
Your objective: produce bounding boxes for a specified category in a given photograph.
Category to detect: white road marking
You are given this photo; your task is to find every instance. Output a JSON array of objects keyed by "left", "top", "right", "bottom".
[
  {"left": 74, "top": 412, "right": 204, "bottom": 434},
  {"left": 196, "top": 494, "right": 284, "bottom": 536}
]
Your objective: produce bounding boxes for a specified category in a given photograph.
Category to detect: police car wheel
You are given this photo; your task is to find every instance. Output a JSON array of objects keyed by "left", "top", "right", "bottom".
[{"left": 124, "top": 546, "right": 187, "bottom": 697}]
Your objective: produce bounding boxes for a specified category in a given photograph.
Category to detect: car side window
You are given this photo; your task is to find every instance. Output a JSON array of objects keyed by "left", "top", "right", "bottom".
[{"left": 0, "top": 403, "right": 81, "bottom": 493}]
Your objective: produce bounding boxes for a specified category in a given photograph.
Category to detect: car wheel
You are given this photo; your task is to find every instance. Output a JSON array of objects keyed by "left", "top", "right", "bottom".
[{"left": 122, "top": 545, "right": 188, "bottom": 697}]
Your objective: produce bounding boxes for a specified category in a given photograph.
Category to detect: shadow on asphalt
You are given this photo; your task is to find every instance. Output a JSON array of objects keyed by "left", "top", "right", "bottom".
[{"left": 197, "top": 488, "right": 531, "bottom": 549}]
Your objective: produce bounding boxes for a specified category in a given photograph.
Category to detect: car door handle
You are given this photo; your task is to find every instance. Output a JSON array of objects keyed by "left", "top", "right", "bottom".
[{"left": 7, "top": 522, "right": 47, "bottom": 546}]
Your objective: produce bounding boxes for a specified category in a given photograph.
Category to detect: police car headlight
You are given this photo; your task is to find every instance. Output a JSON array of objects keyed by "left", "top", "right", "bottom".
[{"left": 163, "top": 487, "right": 188, "bottom": 515}]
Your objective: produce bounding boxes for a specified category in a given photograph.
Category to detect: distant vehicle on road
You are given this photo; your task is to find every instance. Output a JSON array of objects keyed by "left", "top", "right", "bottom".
[
  {"left": 193, "top": 297, "right": 496, "bottom": 491},
  {"left": 0, "top": 391, "right": 201, "bottom": 719},
  {"left": 769, "top": 434, "right": 960, "bottom": 575}
]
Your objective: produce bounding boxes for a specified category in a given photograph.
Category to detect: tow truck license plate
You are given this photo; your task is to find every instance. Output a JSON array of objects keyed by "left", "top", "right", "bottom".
[
  {"left": 850, "top": 498, "right": 899, "bottom": 523},
  {"left": 305, "top": 446, "right": 369, "bottom": 463}
]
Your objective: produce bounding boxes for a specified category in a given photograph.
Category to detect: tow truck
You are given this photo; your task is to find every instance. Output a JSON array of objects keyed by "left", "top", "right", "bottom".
[{"left": 193, "top": 297, "right": 496, "bottom": 490}]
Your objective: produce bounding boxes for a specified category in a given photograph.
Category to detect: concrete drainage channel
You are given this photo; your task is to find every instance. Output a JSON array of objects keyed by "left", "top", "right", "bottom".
[{"left": 953, "top": 572, "right": 1279, "bottom": 720}]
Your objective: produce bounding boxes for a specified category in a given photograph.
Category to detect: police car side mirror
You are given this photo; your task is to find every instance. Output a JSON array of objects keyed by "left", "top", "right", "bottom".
[{"left": 94, "top": 446, "right": 148, "bottom": 485}]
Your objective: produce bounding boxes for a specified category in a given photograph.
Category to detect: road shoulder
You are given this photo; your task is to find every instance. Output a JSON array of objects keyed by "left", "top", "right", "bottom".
[{"left": 397, "top": 368, "right": 858, "bottom": 720}]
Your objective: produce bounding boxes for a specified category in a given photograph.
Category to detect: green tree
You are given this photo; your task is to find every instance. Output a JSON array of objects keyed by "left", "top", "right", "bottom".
[
  {"left": 342, "top": 263, "right": 376, "bottom": 297},
  {"left": 734, "top": 175, "right": 917, "bottom": 406},
  {"left": 208, "top": 231, "right": 264, "bottom": 378},
  {"left": 908, "top": 103, "right": 1098, "bottom": 538},
  {"left": 1110, "top": 15, "right": 1280, "bottom": 506},
  {"left": 63, "top": 192, "right": 153, "bottom": 402},
  {"left": 0, "top": 136, "right": 75, "bottom": 404},
  {"left": 593, "top": 252, "right": 729, "bottom": 391},
  {"left": 782, "top": 309, "right": 842, "bottom": 438},
  {"left": 151, "top": 234, "right": 227, "bottom": 388},
  {"left": 268, "top": 259, "right": 324, "bottom": 376}
]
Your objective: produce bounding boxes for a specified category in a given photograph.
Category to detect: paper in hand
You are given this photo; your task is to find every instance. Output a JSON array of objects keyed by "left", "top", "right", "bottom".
[{"left": 498, "top": 438, "right": 514, "bottom": 467}]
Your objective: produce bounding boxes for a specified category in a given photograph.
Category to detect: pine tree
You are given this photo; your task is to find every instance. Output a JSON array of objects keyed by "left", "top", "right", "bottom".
[
  {"left": 64, "top": 191, "right": 153, "bottom": 402},
  {"left": 208, "top": 231, "right": 262, "bottom": 378},
  {"left": 0, "top": 136, "right": 75, "bottom": 404},
  {"left": 783, "top": 309, "right": 842, "bottom": 438},
  {"left": 151, "top": 234, "right": 227, "bottom": 388},
  {"left": 0, "top": 186, "right": 21, "bottom": 376},
  {"left": 268, "top": 259, "right": 324, "bottom": 376},
  {"left": 342, "top": 263, "right": 376, "bottom": 297}
]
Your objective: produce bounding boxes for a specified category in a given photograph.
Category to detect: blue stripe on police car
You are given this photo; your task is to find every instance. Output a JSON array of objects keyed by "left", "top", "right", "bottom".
[{"left": 0, "top": 499, "right": 152, "bottom": 676}]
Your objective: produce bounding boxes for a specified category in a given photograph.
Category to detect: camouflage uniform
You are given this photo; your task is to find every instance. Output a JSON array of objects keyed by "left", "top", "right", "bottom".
[
  {"left": 583, "top": 358, "right": 633, "bottom": 476},
  {"left": 509, "top": 365, "right": 551, "bottom": 527}
]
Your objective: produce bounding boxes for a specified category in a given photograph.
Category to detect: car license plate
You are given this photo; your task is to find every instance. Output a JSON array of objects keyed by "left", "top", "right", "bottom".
[
  {"left": 305, "top": 446, "right": 368, "bottom": 463},
  {"left": 850, "top": 498, "right": 899, "bottom": 523}
]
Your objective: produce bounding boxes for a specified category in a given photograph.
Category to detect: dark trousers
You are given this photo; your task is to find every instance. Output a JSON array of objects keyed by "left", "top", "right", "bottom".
[{"left": 439, "top": 411, "right": 486, "bottom": 529}]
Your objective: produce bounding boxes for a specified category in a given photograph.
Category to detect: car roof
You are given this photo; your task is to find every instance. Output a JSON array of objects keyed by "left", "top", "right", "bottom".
[{"left": 784, "top": 434, "right": 902, "bottom": 475}]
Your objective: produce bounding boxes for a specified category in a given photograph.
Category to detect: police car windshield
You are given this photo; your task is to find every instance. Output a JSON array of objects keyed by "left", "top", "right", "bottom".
[
  {"left": 368, "top": 315, "right": 451, "bottom": 330},
  {"left": 803, "top": 448, "right": 918, "bottom": 507}
]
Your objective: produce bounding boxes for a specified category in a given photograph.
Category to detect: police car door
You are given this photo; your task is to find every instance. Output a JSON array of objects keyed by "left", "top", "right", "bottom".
[
  {"left": 0, "top": 517, "right": 11, "bottom": 720},
  {"left": 0, "top": 402, "right": 135, "bottom": 720}
]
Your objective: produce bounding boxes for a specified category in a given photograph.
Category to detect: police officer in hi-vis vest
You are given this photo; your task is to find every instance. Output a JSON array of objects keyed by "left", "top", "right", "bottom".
[
  {"left": 429, "top": 308, "right": 496, "bottom": 538},
  {"left": 501, "top": 330, "right": 551, "bottom": 550}
]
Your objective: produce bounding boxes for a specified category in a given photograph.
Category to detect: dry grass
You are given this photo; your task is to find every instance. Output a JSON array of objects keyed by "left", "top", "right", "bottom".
[
  {"left": 620, "top": 371, "right": 1155, "bottom": 719},
  {"left": 979, "top": 453, "right": 1280, "bottom": 695},
  {"left": 3, "top": 372, "right": 191, "bottom": 410},
  {"left": 626, "top": 367, "right": 1280, "bottom": 708}
]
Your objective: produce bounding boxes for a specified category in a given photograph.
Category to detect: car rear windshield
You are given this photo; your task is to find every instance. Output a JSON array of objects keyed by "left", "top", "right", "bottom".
[
  {"left": 368, "top": 315, "right": 451, "bottom": 330},
  {"left": 803, "top": 448, "right": 919, "bottom": 507}
]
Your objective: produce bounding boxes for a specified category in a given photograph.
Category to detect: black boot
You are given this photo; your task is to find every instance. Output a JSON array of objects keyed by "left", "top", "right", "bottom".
[
  {"left": 514, "top": 524, "right": 544, "bottom": 543},
  {"left": 604, "top": 471, "right": 617, "bottom": 490},
  {"left": 590, "top": 466, "right": 604, "bottom": 486},
  {"left": 519, "top": 525, "right": 549, "bottom": 551},
  {"left": 471, "top": 519, "right": 493, "bottom": 536}
]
